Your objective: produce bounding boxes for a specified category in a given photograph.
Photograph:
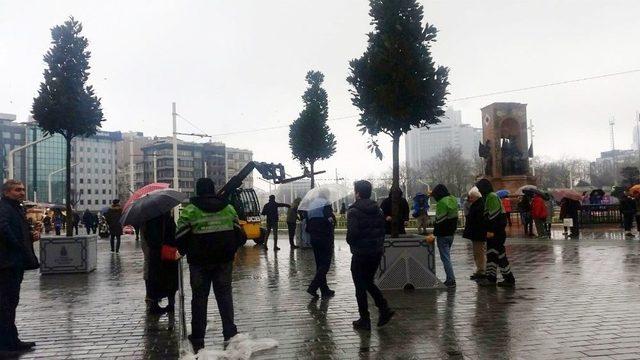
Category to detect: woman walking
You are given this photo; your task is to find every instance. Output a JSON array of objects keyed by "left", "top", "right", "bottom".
[
  {"left": 141, "top": 211, "right": 179, "bottom": 314},
  {"left": 463, "top": 187, "right": 486, "bottom": 281}
]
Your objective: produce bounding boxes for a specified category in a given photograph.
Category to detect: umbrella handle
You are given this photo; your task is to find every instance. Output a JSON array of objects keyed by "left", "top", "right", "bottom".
[{"left": 178, "top": 257, "right": 188, "bottom": 340}]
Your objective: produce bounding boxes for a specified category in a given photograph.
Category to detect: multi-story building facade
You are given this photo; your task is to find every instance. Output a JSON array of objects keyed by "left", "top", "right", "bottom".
[
  {"left": 24, "top": 122, "right": 67, "bottom": 204},
  {"left": 72, "top": 131, "right": 122, "bottom": 211},
  {"left": 116, "top": 132, "right": 153, "bottom": 203},
  {"left": 226, "top": 147, "right": 253, "bottom": 189},
  {"left": 0, "top": 113, "right": 27, "bottom": 185},
  {"left": 590, "top": 149, "right": 639, "bottom": 186},
  {"left": 405, "top": 107, "right": 481, "bottom": 170}
]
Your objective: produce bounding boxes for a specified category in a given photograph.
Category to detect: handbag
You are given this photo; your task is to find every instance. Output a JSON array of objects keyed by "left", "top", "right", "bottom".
[{"left": 160, "top": 217, "right": 178, "bottom": 262}]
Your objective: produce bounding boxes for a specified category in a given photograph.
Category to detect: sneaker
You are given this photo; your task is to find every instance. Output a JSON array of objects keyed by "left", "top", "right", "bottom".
[
  {"left": 477, "top": 278, "right": 497, "bottom": 287},
  {"left": 321, "top": 289, "right": 335, "bottom": 298},
  {"left": 306, "top": 287, "right": 319, "bottom": 298},
  {"left": 377, "top": 309, "right": 395, "bottom": 327},
  {"left": 15, "top": 341, "right": 35, "bottom": 351},
  {"left": 188, "top": 335, "right": 204, "bottom": 354},
  {"left": 352, "top": 319, "right": 371, "bottom": 331},
  {"left": 470, "top": 273, "right": 485, "bottom": 280},
  {"left": 443, "top": 280, "right": 456, "bottom": 288},
  {"left": 497, "top": 280, "right": 516, "bottom": 288}
]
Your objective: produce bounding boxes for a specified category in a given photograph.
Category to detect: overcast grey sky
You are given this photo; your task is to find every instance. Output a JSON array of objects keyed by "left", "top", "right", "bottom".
[{"left": 2, "top": 0, "right": 639, "bottom": 191}]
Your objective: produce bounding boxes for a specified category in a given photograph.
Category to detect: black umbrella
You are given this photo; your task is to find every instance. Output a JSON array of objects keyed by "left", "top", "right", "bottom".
[
  {"left": 590, "top": 189, "right": 605, "bottom": 197},
  {"left": 120, "top": 189, "right": 188, "bottom": 226}
]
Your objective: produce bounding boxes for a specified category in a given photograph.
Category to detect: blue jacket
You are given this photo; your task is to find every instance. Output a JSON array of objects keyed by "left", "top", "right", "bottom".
[{"left": 0, "top": 197, "right": 32, "bottom": 269}]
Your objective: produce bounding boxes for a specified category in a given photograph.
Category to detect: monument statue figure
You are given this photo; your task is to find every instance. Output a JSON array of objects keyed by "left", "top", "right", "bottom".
[{"left": 478, "top": 140, "right": 492, "bottom": 176}]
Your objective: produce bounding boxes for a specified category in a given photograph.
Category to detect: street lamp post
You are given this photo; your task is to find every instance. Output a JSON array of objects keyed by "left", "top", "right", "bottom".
[
  {"left": 6, "top": 135, "right": 53, "bottom": 181},
  {"left": 48, "top": 163, "right": 78, "bottom": 203}
]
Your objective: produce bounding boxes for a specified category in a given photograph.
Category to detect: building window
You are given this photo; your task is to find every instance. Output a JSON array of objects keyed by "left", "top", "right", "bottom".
[
  {"left": 87, "top": 158, "right": 91, "bottom": 163},
  {"left": 108, "top": 180, "right": 112, "bottom": 184},
  {"left": 88, "top": 179, "right": 91, "bottom": 184},
  {"left": 102, "top": 169, "right": 106, "bottom": 174},
  {"left": 80, "top": 146, "right": 83, "bottom": 152},
  {"left": 80, "top": 179, "right": 84, "bottom": 184},
  {"left": 87, "top": 168, "right": 91, "bottom": 174},
  {"left": 80, "top": 189, "right": 84, "bottom": 195},
  {"left": 102, "top": 200, "right": 107, "bottom": 205},
  {"left": 102, "top": 159, "right": 106, "bottom": 164},
  {"left": 102, "top": 179, "right": 105, "bottom": 184},
  {"left": 88, "top": 189, "right": 91, "bottom": 194},
  {"left": 109, "top": 189, "right": 112, "bottom": 195},
  {"left": 87, "top": 200, "right": 92, "bottom": 205},
  {"left": 102, "top": 189, "right": 106, "bottom": 195},
  {"left": 79, "top": 200, "right": 84, "bottom": 205}
]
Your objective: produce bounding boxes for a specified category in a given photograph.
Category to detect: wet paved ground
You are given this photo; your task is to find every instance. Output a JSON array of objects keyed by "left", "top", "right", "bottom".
[{"left": 11, "top": 227, "right": 640, "bottom": 359}]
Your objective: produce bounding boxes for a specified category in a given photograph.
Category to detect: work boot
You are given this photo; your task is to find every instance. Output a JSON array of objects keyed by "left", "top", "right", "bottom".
[
  {"left": 443, "top": 279, "right": 456, "bottom": 288},
  {"left": 470, "top": 272, "right": 485, "bottom": 281},
  {"left": 477, "top": 278, "right": 497, "bottom": 287},
  {"left": 352, "top": 318, "right": 371, "bottom": 331},
  {"left": 378, "top": 307, "right": 395, "bottom": 327},
  {"left": 14, "top": 340, "right": 36, "bottom": 351},
  {"left": 306, "top": 287, "right": 319, "bottom": 298},
  {"left": 321, "top": 289, "right": 335, "bottom": 298},
  {"left": 498, "top": 273, "right": 516, "bottom": 287}
]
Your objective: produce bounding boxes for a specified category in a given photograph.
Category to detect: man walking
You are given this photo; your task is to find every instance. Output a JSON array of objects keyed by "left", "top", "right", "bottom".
[
  {"left": 347, "top": 180, "right": 394, "bottom": 330},
  {"left": 0, "top": 180, "right": 38, "bottom": 353},
  {"left": 286, "top": 197, "right": 301, "bottom": 249},
  {"left": 104, "top": 199, "right": 123, "bottom": 252},
  {"left": 175, "top": 178, "right": 244, "bottom": 354},
  {"left": 82, "top": 209, "right": 93, "bottom": 235},
  {"left": 476, "top": 179, "right": 516, "bottom": 287},
  {"left": 306, "top": 189, "right": 336, "bottom": 298},
  {"left": 428, "top": 184, "right": 459, "bottom": 288},
  {"left": 261, "top": 195, "right": 290, "bottom": 251}
]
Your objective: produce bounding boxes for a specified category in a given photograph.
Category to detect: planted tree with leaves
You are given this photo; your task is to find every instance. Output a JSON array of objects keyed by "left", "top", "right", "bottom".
[
  {"left": 32, "top": 17, "right": 104, "bottom": 236},
  {"left": 347, "top": 0, "right": 449, "bottom": 236},
  {"left": 289, "top": 71, "right": 337, "bottom": 189}
]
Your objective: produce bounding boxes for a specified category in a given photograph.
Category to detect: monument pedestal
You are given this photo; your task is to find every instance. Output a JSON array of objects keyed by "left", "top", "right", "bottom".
[
  {"left": 39, "top": 235, "right": 98, "bottom": 274},
  {"left": 490, "top": 175, "right": 537, "bottom": 194}
]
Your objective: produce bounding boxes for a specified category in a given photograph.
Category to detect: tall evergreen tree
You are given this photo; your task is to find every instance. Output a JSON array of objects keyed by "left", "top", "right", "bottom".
[
  {"left": 32, "top": 17, "right": 104, "bottom": 236},
  {"left": 289, "top": 71, "right": 337, "bottom": 189},
  {"left": 347, "top": 0, "right": 449, "bottom": 237}
]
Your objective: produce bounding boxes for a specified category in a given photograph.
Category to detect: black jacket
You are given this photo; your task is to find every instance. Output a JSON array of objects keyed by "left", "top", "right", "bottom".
[
  {"left": 0, "top": 197, "right": 36, "bottom": 270},
  {"left": 346, "top": 199, "right": 386, "bottom": 256},
  {"left": 619, "top": 196, "right": 637, "bottom": 216},
  {"left": 305, "top": 205, "right": 336, "bottom": 241},
  {"left": 104, "top": 205, "right": 123, "bottom": 235},
  {"left": 261, "top": 200, "right": 290, "bottom": 225},
  {"left": 380, "top": 195, "right": 410, "bottom": 235},
  {"left": 143, "top": 213, "right": 178, "bottom": 297},
  {"left": 82, "top": 210, "right": 94, "bottom": 226},
  {"left": 463, "top": 198, "right": 486, "bottom": 242}
]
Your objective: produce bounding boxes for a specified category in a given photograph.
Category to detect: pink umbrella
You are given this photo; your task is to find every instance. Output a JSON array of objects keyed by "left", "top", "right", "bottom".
[
  {"left": 123, "top": 182, "right": 169, "bottom": 210},
  {"left": 551, "top": 189, "right": 582, "bottom": 202}
]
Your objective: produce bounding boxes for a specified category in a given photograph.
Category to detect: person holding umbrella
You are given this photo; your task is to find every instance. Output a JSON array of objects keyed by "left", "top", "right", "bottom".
[
  {"left": 304, "top": 188, "right": 337, "bottom": 298},
  {"left": 174, "top": 178, "right": 244, "bottom": 353}
]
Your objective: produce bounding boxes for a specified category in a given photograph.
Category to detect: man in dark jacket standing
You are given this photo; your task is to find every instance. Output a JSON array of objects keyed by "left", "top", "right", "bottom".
[
  {"left": 0, "top": 180, "right": 38, "bottom": 353},
  {"left": 82, "top": 209, "right": 93, "bottom": 235},
  {"left": 104, "top": 199, "right": 123, "bottom": 253},
  {"left": 347, "top": 180, "right": 394, "bottom": 331},
  {"left": 619, "top": 191, "right": 637, "bottom": 237},
  {"left": 261, "top": 195, "right": 290, "bottom": 251},
  {"left": 175, "top": 178, "right": 244, "bottom": 354},
  {"left": 380, "top": 190, "right": 410, "bottom": 234}
]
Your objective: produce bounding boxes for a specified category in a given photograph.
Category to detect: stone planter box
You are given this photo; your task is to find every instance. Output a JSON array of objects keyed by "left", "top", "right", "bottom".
[
  {"left": 39, "top": 234, "right": 98, "bottom": 274},
  {"left": 375, "top": 234, "right": 442, "bottom": 290}
]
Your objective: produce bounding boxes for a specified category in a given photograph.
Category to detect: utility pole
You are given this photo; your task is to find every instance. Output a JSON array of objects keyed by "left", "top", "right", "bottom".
[
  {"left": 172, "top": 102, "right": 179, "bottom": 191},
  {"left": 129, "top": 137, "right": 134, "bottom": 192},
  {"left": 609, "top": 117, "right": 617, "bottom": 184},
  {"left": 609, "top": 117, "right": 616, "bottom": 151},
  {"left": 528, "top": 118, "right": 535, "bottom": 176},
  {"left": 636, "top": 111, "right": 640, "bottom": 165},
  {"left": 153, "top": 151, "right": 158, "bottom": 183},
  {"left": 7, "top": 135, "right": 52, "bottom": 181}
]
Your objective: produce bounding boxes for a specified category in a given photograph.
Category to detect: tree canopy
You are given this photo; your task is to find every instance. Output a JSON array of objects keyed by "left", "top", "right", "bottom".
[{"left": 289, "top": 71, "right": 337, "bottom": 188}]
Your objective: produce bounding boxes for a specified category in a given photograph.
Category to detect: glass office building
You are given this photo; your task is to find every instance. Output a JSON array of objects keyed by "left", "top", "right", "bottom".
[{"left": 24, "top": 123, "right": 67, "bottom": 204}]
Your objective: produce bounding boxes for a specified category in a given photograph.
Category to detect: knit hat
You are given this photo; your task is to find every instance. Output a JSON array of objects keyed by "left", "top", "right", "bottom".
[
  {"left": 196, "top": 178, "right": 215, "bottom": 196},
  {"left": 468, "top": 187, "right": 482, "bottom": 199}
]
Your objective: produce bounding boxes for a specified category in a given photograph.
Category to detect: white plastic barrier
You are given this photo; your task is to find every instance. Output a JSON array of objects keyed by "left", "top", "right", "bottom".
[
  {"left": 40, "top": 234, "right": 98, "bottom": 274},
  {"left": 375, "top": 235, "right": 442, "bottom": 290}
]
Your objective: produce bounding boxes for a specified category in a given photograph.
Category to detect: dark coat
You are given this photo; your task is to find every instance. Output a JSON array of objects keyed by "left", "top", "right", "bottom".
[
  {"left": 306, "top": 204, "right": 335, "bottom": 244},
  {"left": 0, "top": 197, "right": 37, "bottom": 270},
  {"left": 380, "top": 194, "right": 410, "bottom": 235},
  {"left": 142, "top": 213, "right": 178, "bottom": 299},
  {"left": 560, "top": 199, "right": 581, "bottom": 220},
  {"left": 82, "top": 210, "right": 93, "bottom": 226},
  {"left": 346, "top": 199, "right": 386, "bottom": 257},
  {"left": 619, "top": 196, "right": 637, "bottom": 216},
  {"left": 463, "top": 198, "right": 486, "bottom": 242},
  {"left": 104, "top": 205, "right": 123, "bottom": 235},
  {"left": 261, "top": 200, "right": 290, "bottom": 225}
]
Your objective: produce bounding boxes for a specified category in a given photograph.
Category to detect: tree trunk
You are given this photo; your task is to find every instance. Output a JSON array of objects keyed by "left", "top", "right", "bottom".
[
  {"left": 65, "top": 137, "right": 73, "bottom": 237},
  {"left": 391, "top": 134, "right": 401, "bottom": 238},
  {"left": 310, "top": 160, "right": 315, "bottom": 189}
]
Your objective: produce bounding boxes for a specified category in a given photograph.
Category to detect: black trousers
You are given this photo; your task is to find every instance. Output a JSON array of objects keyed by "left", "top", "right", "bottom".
[
  {"left": 623, "top": 214, "right": 635, "bottom": 232},
  {"left": 110, "top": 234, "right": 121, "bottom": 252},
  {"left": 287, "top": 222, "right": 296, "bottom": 246},
  {"left": 485, "top": 232, "right": 514, "bottom": 283},
  {"left": 85, "top": 225, "right": 92, "bottom": 235},
  {"left": 636, "top": 215, "right": 640, "bottom": 232},
  {"left": 0, "top": 267, "right": 24, "bottom": 347},
  {"left": 308, "top": 237, "right": 333, "bottom": 294},
  {"left": 265, "top": 223, "right": 278, "bottom": 248},
  {"left": 189, "top": 262, "right": 237, "bottom": 340},
  {"left": 351, "top": 254, "right": 387, "bottom": 320}
]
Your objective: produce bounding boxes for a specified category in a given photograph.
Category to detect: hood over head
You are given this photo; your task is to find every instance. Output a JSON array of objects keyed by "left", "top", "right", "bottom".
[
  {"left": 475, "top": 178, "right": 494, "bottom": 196},
  {"left": 431, "top": 184, "right": 450, "bottom": 201},
  {"left": 350, "top": 198, "right": 381, "bottom": 215},
  {"left": 191, "top": 195, "right": 228, "bottom": 213}
]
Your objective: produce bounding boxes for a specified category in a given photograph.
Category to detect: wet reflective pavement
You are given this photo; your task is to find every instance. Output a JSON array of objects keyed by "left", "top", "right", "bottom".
[{"left": 13, "top": 228, "right": 640, "bottom": 359}]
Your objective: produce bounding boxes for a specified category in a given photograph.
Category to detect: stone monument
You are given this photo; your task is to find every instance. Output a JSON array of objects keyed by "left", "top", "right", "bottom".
[{"left": 478, "top": 102, "right": 536, "bottom": 193}]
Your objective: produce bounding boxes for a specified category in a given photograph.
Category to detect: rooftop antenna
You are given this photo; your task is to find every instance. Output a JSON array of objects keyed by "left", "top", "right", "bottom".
[{"left": 609, "top": 117, "right": 616, "bottom": 151}]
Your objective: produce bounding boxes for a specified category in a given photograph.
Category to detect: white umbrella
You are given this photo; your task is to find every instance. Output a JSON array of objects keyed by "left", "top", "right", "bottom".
[
  {"left": 298, "top": 183, "right": 351, "bottom": 212},
  {"left": 515, "top": 185, "right": 538, "bottom": 196}
]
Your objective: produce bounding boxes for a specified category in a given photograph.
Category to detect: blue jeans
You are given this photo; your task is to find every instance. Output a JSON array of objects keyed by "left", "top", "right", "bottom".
[{"left": 437, "top": 235, "right": 455, "bottom": 282}]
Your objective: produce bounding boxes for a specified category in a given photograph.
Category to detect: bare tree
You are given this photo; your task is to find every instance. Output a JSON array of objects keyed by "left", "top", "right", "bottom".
[{"left": 423, "top": 147, "right": 473, "bottom": 197}]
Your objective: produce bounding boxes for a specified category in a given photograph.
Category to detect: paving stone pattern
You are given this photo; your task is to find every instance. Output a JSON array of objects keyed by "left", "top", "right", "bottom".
[{"left": 11, "top": 228, "right": 640, "bottom": 359}]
